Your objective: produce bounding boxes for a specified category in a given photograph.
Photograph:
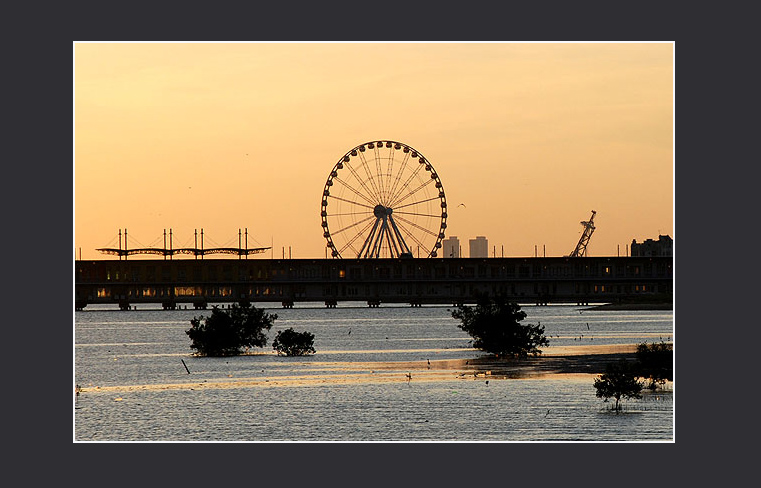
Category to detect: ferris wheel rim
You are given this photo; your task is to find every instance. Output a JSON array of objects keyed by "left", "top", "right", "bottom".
[{"left": 321, "top": 140, "right": 447, "bottom": 258}]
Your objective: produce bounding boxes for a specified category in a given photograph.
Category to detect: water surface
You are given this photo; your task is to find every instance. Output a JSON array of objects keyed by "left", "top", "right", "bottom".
[{"left": 74, "top": 302, "right": 674, "bottom": 441}]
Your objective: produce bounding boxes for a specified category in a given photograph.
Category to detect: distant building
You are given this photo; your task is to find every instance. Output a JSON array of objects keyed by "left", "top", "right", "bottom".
[
  {"left": 443, "top": 236, "right": 460, "bottom": 258},
  {"left": 631, "top": 235, "right": 673, "bottom": 257},
  {"left": 469, "top": 236, "right": 488, "bottom": 258}
]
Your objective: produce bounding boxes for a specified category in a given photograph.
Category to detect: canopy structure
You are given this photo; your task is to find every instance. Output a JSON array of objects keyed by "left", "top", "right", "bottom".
[{"left": 96, "top": 247, "right": 271, "bottom": 258}]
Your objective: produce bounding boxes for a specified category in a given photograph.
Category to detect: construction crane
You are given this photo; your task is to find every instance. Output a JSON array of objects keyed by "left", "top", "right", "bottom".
[{"left": 569, "top": 210, "right": 597, "bottom": 257}]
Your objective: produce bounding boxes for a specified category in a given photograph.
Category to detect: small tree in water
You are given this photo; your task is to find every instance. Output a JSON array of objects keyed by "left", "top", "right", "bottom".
[
  {"left": 594, "top": 359, "right": 644, "bottom": 412},
  {"left": 452, "top": 294, "right": 549, "bottom": 358},
  {"left": 186, "top": 302, "right": 277, "bottom": 357},
  {"left": 272, "top": 328, "right": 316, "bottom": 356}
]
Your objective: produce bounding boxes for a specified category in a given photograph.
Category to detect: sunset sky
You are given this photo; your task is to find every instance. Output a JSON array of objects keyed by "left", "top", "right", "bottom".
[{"left": 74, "top": 42, "right": 673, "bottom": 260}]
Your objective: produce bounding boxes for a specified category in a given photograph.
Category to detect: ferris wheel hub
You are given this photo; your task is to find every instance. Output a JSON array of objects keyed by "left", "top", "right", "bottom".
[{"left": 373, "top": 205, "right": 393, "bottom": 218}]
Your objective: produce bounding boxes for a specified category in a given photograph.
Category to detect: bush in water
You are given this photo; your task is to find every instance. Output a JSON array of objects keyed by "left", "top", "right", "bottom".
[
  {"left": 186, "top": 302, "right": 277, "bottom": 357},
  {"left": 452, "top": 293, "right": 548, "bottom": 358},
  {"left": 272, "top": 328, "right": 316, "bottom": 356}
]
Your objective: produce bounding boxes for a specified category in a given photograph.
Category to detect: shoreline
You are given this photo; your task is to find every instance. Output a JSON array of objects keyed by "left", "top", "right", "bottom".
[
  {"left": 417, "top": 344, "right": 643, "bottom": 379},
  {"left": 79, "top": 347, "right": 647, "bottom": 394},
  {"left": 459, "top": 352, "right": 638, "bottom": 378},
  {"left": 78, "top": 352, "right": 640, "bottom": 394}
]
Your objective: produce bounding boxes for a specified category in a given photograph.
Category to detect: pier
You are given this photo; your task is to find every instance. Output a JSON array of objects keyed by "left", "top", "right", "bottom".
[{"left": 75, "top": 256, "right": 673, "bottom": 310}]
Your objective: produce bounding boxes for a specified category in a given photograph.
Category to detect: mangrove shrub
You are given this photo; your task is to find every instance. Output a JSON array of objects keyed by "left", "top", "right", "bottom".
[
  {"left": 273, "top": 328, "right": 316, "bottom": 356},
  {"left": 594, "top": 359, "right": 644, "bottom": 412},
  {"left": 452, "top": 294, "right": 549, "bottom": 358},
  {"left": 635, "top": 341, "right": 673, "bottom": 389},
  {"left": 186, "top": 302, "right": 278, "bottom": 357}
]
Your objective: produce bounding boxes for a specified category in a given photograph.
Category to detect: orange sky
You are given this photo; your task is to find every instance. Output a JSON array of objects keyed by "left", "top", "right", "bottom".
[{"left": 74, "top": 42, "right": 673, "bottom": 260}]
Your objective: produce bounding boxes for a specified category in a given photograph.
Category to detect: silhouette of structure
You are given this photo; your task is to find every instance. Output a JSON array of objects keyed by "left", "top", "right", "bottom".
[
  {"left": 631, "top": 235, "right": 673, "bottom": 257},
  {"left": 569, "top": 210, "right": 597, "bottom": 257},
  {"left": 96, "top": 228, "right": 270, "bottom": 259}
]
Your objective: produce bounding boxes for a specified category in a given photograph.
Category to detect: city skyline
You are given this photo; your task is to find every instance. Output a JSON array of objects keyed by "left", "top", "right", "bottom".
[{"left": 74, "top": 42, "right": 673, "bottom": 260}]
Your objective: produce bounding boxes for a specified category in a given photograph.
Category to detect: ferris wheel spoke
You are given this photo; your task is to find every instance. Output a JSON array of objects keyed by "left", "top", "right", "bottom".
[
  {"left": 393, "top": 210, "right": 444, "bottom": 219},
  {"left": 383, "top": 148, "right": 395, "bottom": 204},
  {"left": 330, "top": 215, "right": 376, "bottom": 237},
  {"left": 328, "top": 194, "right": 376, "bottom": 210},
  {"left": 372, "top": 146, "right": 388, "bottom": 205},
  {"left": 390, "top": 178, "right": 436, "bottom": 209},
  {"left": 386, "top": 151, "right": 411, "bottom": 205},
  {"left": 333, "top": 176, "right": 378, "bottom": 207},
  {"left": 343, "top": 158, "right": 382, "bottom": 205},
  {"left": 343, "top": 218, "right": 379, "bottom": 257},
  {"left": 392, "top": 195, "right": 442, "bottom": 212},
  {"left": 379, "top": 145, "right": 397, "bottom": 207},
  {"left": 391, "top": 216, "right": 431, "bottom": 256},
  {"left": 387, "top": 161, "right": 426, "bottom": 208},
  {"left": 356, "top": 153, "right": 384, "bottom": 204},
  {"left": 328, "top": 210, "right": 373, "bottom": 217},
  {"left": 394, "top": 214, "right": 439, "bottom": 238}
]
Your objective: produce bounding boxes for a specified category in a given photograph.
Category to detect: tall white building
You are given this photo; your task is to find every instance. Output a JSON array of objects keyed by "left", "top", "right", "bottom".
[
  {"left": 469, "top": 236, "right": 488, "bottom": 258},
  {"left": 442, "top": 236, "right": 460, "bottom": 258}
]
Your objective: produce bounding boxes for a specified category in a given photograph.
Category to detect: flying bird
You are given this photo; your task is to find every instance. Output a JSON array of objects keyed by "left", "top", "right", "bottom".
[{"left": 458, "top": 203, "right": 466, "bottom": 208}]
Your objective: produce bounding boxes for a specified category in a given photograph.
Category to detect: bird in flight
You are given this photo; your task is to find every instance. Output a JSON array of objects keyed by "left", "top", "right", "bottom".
[{"left": 458, "top": 203, "right": 466, "bottom": 208}]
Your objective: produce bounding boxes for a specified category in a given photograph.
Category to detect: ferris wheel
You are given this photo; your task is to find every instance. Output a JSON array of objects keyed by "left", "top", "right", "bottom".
[{"left": 321, "top": 140, "right": 447, "bottom": 258}]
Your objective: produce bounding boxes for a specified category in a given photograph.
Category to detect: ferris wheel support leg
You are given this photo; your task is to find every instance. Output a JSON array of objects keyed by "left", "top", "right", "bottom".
[
  {"left": 359, "top": 218, "right": 381, "bottom": 258},
  {"left": 388, "top": 215, "right": 412, "bottom": 256},
  {"left": 372, "top": 220, "right": 387, "bottom": 258},
  {"left": 385, "top": 222, "right": 401, "bottom": 258}
]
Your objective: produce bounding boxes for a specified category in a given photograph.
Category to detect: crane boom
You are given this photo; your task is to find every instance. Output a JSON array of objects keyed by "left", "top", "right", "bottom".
[{"left": 569, "top": 210, "right": 597, "bottom": 257}]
